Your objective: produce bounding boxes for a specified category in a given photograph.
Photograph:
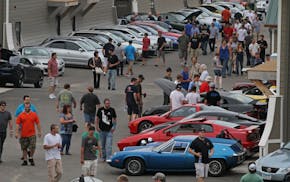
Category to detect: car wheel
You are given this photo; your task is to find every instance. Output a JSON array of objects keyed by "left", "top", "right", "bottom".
[
  {"left": 125, "top": 157, "right": 145, "bottom": 176},
  {"left": 208, "top": 159, "right": 226, "bottom": 177},
  {"left": 34, "top": 73, "right": 44, "bottom": 88},
  {"left": 138, "top": 121, "right": 153, "bottom": 133},
  {"left": 283, "top": 173, "right": 290, "bottom": 182},
  {"left": 14, "top": 70, "right": 24, "bottom": 88}
]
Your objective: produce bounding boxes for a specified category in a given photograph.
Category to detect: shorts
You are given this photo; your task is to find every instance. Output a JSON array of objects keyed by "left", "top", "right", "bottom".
[
  {"left": 84, "top": 113, "right": 96, "bottom": 124},
  {"left": 178, "top": 49, "right": 188, "bottom": 60},
  {"left": 49, "top": 77, "right": 58, "bottom": 87},
  {"left": 127, "top": 104, "right": 139, "bottom": 115},
  {"left": 20, "top": 135, "right": 36, "bottom": 151},
  {"left": 190, "top": 48, "right": 201, "bottom": 58},
  {"left": 82, "top": 159, "right": 98, "bottom": 176},
  {"left": 157, "top": 50, "right": 165, "bottom": 59},
  {"left": 142, "top": 50, "right": 150, "bottom": 58},
  {"left": 195, "top": 163, "right": 209, "bottom": 178},
  {"left": 102, "top": 57, "right": 108, "bottom": 67},
  {"left": 213, "top": 70, "right": 222, "bottom": 77}
]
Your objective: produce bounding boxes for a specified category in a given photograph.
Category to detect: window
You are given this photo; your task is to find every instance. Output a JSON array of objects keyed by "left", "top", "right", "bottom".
[
  {"left": 170, "top": 107, "right": 197, "bottom": 117},
  {"left": 65, "top": 42, "right": 80, "bottom": 51},
  {"left": 200, "top": 124, "right": 213, "bottom": 132},
  {"left": 176, "top": 124, "right": 197, "bottom": 133},
  {"left": 172, "top": 142, "right": 189, "bottom": 153},
  {"left": 48, "top": 41, "right": 65, "bottom": 49},
  {"left": 20, "top": 58, "right": 32, "bottom": 65}
]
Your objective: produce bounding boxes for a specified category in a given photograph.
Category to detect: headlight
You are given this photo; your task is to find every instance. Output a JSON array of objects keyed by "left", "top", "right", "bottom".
[{"left": 280, "top": 168, "right": 290, "bottom": 173}]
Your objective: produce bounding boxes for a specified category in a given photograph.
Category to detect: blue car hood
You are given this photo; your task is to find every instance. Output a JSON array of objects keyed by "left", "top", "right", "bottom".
[
  {"left": 123, "top": 146, "right": 155, "bottom": 152},
  {"left": 259, "top": 149, "right": 290, "bottom": 168}
]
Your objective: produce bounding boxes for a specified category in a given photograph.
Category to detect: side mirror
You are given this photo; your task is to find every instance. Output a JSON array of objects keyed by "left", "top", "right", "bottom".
[
  {"left": 79, "top": 48, "right": 85, "bottom": 52},
  {"left": 166, "top": 131, "right": 172, "bottom": 136}
]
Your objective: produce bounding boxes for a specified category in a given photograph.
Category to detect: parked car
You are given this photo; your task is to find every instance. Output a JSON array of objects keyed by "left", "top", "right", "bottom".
[
  {"left": 120, "top": 118, "right": 260, "bottom": 155},
  {"left": 19, "top": 46, "right": 65, "bottom": 76},
  {"left": 232, "top": 82, "right": 255, "bottom": 91},
  {"left": 256, "top": 141, "right": 290, "bottom": 181},
  {"left": 124, "top": 13, "right": 158, "bottom": 22},
  {"left": 159, "top": 12, "right": 187, "bottom": 31},
  {"left": 242, "top": 85, "right": 276, "bottom": 103},
  {"left": 110, "top": 136, "right": 246, "bottom": 176},
  {"left": 0, "top": 56, "right": 44, "bottom": 88},
  {"left": 255, "top": 0, "right": 269, "bottom": 13},
  {"left": 129, "top": 104, "right": 225, "bottom": 134}
]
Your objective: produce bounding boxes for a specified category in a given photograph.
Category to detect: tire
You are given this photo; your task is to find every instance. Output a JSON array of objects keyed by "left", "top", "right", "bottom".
[
  {"left": 208, "top": 159, "right": 226, "bottom": 177},
  {"left": 14, "top": 70, "right": 24, "bottom": 88},
  {"left": 34, "top": 73, "right": 44, "bottom": 88},
  {"left": 125, "top": 157, "right": 145, "bottom": 176},
  {"left": 137, "top": 121, "right": 153, "bottom": 133}
]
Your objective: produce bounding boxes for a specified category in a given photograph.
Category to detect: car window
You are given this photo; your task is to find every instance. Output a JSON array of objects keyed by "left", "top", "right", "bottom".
[
  {"left": 20, "top": 58, "right": 32, "bottom": 65},
  {"left": 245, "top": 88, "right": 262, "bottom": 95},
  {"left": 172, "top": 142, "right": 189, "bottom": 153},
  {"left": 175, "top": 124, "right": 198, "bottom": 133},
  {"left": 161, "top": 142, "right": 174, "bottom": 152},
  {"left": 48, "top": 41, "right": 65, "bottom": 49},
  {"left": 23, "top": 48, "right": 50, "bottom": 57},
  {"left": 65, "top": 42, "right": 81, "bottom": 51},
  {"left": 213, "top": 120, "right": 240, "bottom": 128},
  {"left": 169, "top": 107, "right": 197, "bottom": 117},
  {"left": 201, "top": 124, "right": 213, "bottom": 132}
]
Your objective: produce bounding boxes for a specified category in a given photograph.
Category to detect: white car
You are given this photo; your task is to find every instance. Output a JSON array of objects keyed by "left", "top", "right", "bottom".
[
  {"left": 20, "top": 46, "right": 65, "bottom": 76},
  {"left": 256, "top": 0, "right": 269, "bottom": 13}
]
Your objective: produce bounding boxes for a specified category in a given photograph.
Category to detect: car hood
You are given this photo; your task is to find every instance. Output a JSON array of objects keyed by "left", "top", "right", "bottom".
[
  {"left": 258, "top": 149, "right": 290, "bottom": 168},
  {"left": 123, "top": 145, "right": 155, "bottom": 152}
]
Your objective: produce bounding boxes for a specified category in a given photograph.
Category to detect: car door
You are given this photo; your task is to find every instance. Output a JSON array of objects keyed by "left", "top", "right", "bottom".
[
  {"left": 19, "top": 58, "right": 35, "bottom": 83},
  {"left": 64, "top": 41, "right": 87, "bottom": 65},
  {"left": 46, "top": 41, "right": 68, "bottom": 63}
]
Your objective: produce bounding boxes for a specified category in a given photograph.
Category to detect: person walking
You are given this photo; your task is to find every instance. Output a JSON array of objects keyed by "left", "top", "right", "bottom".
[
  {"left": 56, "top": 83, "right": 77, "bottom": 112},
  {"left": 177, "top": 30, "right": 190, "bottom": 65},
  {"left": 249, "top": 39, "right": 260, "bottom": 67},
  {"left": 115, "top": 43, "right": 124, "bottom": 76},
  {"left": 0, "top": 101, "right": 12, "bottom": 163},
  {"left": 124, "top": 40, "right": 136, "bottom": 76},
  {"left": 209, "top": 23, "right": 219, "bottom": 53},
  {"left": 88, "top": 51, "right": 103, "bottom": 89},
  {"left": 102, "top": 38, "right": 115, "bottom": 75},
  {"left": 237, "top": 25, "right": 247, "bottom": 47},
  {"left": 163, "top": 67, "right": 173, "bottom": 105},
  {"left": 204, "top": 83, "right": 221, "bottom": 106},
  {"left": 59, "top": 105, "right": 75, "bottom": 155},
  {"left": 15, "top": 102, "right": 42, "bottom": 166},
  {"left": 200, "top": 24, "right": 210, "bottom": 55},
  {"left": 240, "top": 162, "right": 263, "bottom": 182},
  {"left": 48, "top": 52, "right": 59, "bottom": 99},
  {"left": 80, "top": 86, "right": 101, "bottom": 127},
  {"left": 244, "top": 30, "right": 253, "bottom": 66},
  {"left": 188, "top": 128, "right": 214, "bottom": 182},
  {"left": 81, "top": 125, "right": 100, "bottom": 177},
  {"left": 170, "top": 84, "right": 185, "bottom": 111},
  {"left": 218, "top": 40, "right": 230, "bottom": 78},
  {"left": 96, "top": 98, "right": 117, "bottom": 162},
  {"left": 152, "top": 172, "right": 166, "bottom": 182},
  {"left": 136, "top": 75, "right": 145, "bottom": 118},
  {"left": 125, "top": 78, "right": 139, "bottom": 122},
  {"left": 189, "top": 32, "right": 201, "bottom": 59},
  {"left": 257, "top": 34, "right": 268, "bottom": 62},
  {"left": 213, "top": 53, "right": 223, "bottom": 90},
  {"left": 107, "top": 48, "right": 120, "bottom": 90},
  {"left": 43, "top": 124, "right": 63, "bottom": 182},
  {"left": 155, "top": 31, "right": 167, "bottom": 66},
  {"left": 186, "top": 86, "right": 201, "bottom": 104},
  {"left": 236, "top": 43, "right": 244, "bottom": 76},
  {"left": 142, "top": 33, "right": 151, "bottom": 65}
]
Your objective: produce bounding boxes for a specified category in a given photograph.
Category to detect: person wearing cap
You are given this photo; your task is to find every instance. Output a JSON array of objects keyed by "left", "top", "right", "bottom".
[
  {"left": 204, "top": 83, "right": 221, "bottom": 106},
  {"left": 199, "top": 76, "right": 212, "bottom": 93},
  {"left": 125, "top": 78, "right": 139, "bottom": 122},
  {"left": 80, "top": 86, "right": 101, "bottom": 128},
  {"left": 169, "top": 84, "right": 185, "bottom": 111},
  {"left": 155, "top": 31, "right": 167, "bottom": 66},
  {"left": 124, "top": 40, "right": 136, "bottom": 76},
  {"left": 257, "top": 34, "right": 268, "bottom": 62},
  {"left": 240, "top": 162, "right": 263, "bottom": 182},
  {"left": 152, "top": 172, "right": 166, "bottom": 182},
  {"left": 0, "top": 100, "right": 12, "bottom": 163},
  {"left": 102, "top": 38, "right": 115, "bottom": 75},
  {"left": 142, "top": 33, "right": 151, "bottom": 66},
  {"left": 88, "top": 51, "right": 103, "bottom": 89},
  {"left": 136, "top": 75, "right": 145, "bottom": 117},
  {"left": 189, "top": 128, "right": 214, "bottom": 182},
  {"left": 107, "top": 48, "right": 120, "bottom": 90},
  {"left": 163, "top": 67, "right": 173, "bottom": 105}
]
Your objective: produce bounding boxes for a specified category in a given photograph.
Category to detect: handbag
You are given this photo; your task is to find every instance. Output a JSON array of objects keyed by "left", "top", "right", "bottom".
[
  {"left": 94, "top": 67, "right": 103, "bottom": 74},
  {"left": 72, "top": 124, "right": 78, "bottom": 132}
]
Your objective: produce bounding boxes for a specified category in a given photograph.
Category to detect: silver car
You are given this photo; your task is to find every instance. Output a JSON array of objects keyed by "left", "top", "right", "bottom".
[
  {"left": 19, "top": 46, "right": 65, "bottom": 76},
  {"left": 256, "top": 142, "right": 290, "bottom": 181}
]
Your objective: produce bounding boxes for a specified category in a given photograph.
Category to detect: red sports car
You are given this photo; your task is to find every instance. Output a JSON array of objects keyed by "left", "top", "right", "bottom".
[
  {"left": 119, "top": 118, "right": 260, "bottom": 156},
  {"left": 128, "top": 104, "right": 225, "bottom": 134}
]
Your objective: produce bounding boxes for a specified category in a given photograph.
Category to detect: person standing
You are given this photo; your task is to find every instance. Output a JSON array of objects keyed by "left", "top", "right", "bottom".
[
  {"left": 219, "top": 40, "right": 230, "bottom": 78},
  {"left": 152, "top": 172, "right": 166, "bottom": 182},
  {"left": 96, "top": 98, "right": 117, "bottom": 161},
  {"left": 102, "top": 38, "right": 115, "bottom": 75},
  {"left": 142, "top": 33, "right": 151, "bottom": 65},
  {"left": 125, "top": 78, "right": 138, "bottom": 122},
  {"left": 169, "top": 84, "right": 185, "bottom": 111},
  {"left": 181, "top": 66, "right": 191, "bottom": 91},
  {"left": 200, "top": 24, "right": 210, "bottom": 55},
  {"left": 240, "top": 162, "right": 263, "bottom": 182},
  {"left": 43, "top": 124, "right": 63, "bottom": 182},
  {"left": 107, "top": 49, "right": 120, "bottom": 90},
  {"left": 221, "top": 8, "right": 231, "bottom": 24},
  {"left": 177, "top": 30, "right": 190, "bottom": 65},
  {"left": 186, "top": 86, "right": 201, "bottom": 104},
  {"left": 136, "top": 75, "right": 145, "bottom": 118},
  {"left": 236, "top": 43, "right": 244, "bottom": 75},
  {"left": 155, "top": 31, "right": 167, "bottom": 66},
  {"left": 213, "top": 53, "right": 223, "bottom": 90},
  {"left": 244, "top": 30, "right": 253, "bottom": 66},
  {"left": 199, "top": 76, "right": 212, "bottom": 93},
  {"left": 237, "top": 25, "right": 247, "bottom": 47},
  {"left": 188, "top": 74, "right": 200, "bottom": 93},
  {"left": 204, "top": 83, "right": 221, "bottom": 106},
  {"left": 48, "top": 52, "right": 59, "bottom": 99},
  {"left": 56, "top": 83, "right": 77, "bottom": 112},
  {"left": 257, "top": 34, "right": 268, "bottom": 62},
  {"left": 189, "top": 32, "right": 201, "bottom": 59},
  {"left": 209, "top": 23, "right": 219, "bottom": 53},
  {"left": 0, "top": 101, "right": 12, "bottom": 163},
  {"left": 115, "top": 43, "right": 124, "bottom": 76},
  {"left": 163, "top": 67, "right": 172, "bottom": 105},
  {"left": 88, "top": 51, "right": 103, "bottom": 89},
  {"left": 80, "top": 86, "right": 101, "bottom": 127},
  {"left": 188, "top": 128, "right": 214, "bottom": 182},
  {"left": 189, "top": 57, "right": 201, "bottom": 79},
  {"left": 124, "top": 40, "right": 136, "bottom": 76},
  {"left": 185, "top": 20, "right": 193, "bottom": 37},
  {"left": 249, "top": 39, "right": 260, "bottom": 67},
  {"left": 15, "top": 102, "right": 42, "bottom": 166},
  {"left": 81, "top": 126, "right": 100, "bottom": 177}
]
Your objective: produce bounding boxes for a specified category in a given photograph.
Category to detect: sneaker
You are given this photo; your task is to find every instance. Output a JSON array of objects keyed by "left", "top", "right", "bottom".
[
  {"left": 49, "top": 94, "right": 56, "bottom": 99},
  {"left": 21, "top": 160, "right": 28, "bottom": 166},
  {"left": 65, "top": 152, "right": 72, "bottom": 155},
  {"left": 29, "top": 158, "right": 35, "bottom": 166}
]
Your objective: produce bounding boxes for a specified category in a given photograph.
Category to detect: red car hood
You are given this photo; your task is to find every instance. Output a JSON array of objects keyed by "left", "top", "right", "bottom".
[{"left": 162, "top": 32, "right": 181, "bottom": 38}]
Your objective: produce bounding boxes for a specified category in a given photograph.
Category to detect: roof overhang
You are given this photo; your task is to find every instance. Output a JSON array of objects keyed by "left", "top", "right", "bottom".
[
  {"left": 47, "top": 0, "right": 79, "bottom": 19},
  {"left": 247, "top": 61, "right": 277, "bottom": 81},
  {"left": 70, "top": 0, "right": 100, "bottom": 18}
]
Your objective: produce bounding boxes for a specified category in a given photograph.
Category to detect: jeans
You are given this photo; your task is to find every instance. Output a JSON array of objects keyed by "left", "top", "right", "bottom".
[
  {"left": 236, "top": 53, "right": 244, "bottom": 75},
  {"left": 99, "top": 131, "right": 113, "bottom": 161},
  {"left": 220, "top": 58, "right": 229, "bottom": 77},
  {"left": 0, "top": 132, "right": 6, "bottom": 159},
  {"left": 209, "top": 38, "right": 215, "bottom": 52},
  {"left": 201, "top": 40, "right": 208, "bottom": 55},
  {"left": 108, "top": 69, "right": 117, "bottom": 90},
  {"left": 60, "top": 134, "right": 72, "bottom": 153},
  {"left": 93, "top": 71, "right": 101, "bottom": 89},
  {"left": 246, "top": 48, "right": 251, "bottom": 66},
  {"left": 250, "top": 56, "right": 256, "bottom": 67}
]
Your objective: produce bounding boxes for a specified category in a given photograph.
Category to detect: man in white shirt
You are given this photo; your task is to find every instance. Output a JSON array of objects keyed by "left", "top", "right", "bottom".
[
  {"left": 186, "top": 86, "right": 201, "bottom": 104},
  {"left": 249, "top": 39, "right": 260, "bottom": 67},
  {"left": 237, "top": 25, "right": 247, "bottom": 46},
  {"left": 43, "top": 124, "right": 62, "bottom": 182},
  {"left": 170, "top": 84, "right": 185, "bottom": 110}
]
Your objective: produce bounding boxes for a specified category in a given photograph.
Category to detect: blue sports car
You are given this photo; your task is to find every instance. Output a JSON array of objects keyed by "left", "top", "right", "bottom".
[{"left": 108, "top": 136, "right": 246, "bottom": 177}]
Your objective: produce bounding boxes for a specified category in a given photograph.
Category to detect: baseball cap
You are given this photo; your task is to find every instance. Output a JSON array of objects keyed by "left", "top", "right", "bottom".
[
  {"left": 248, "top": 163, "right": 256, "bottom": 172},
  {"left": 205, "top": 76, "right": 213, "bottom": 82},
  {"left": 152, "top": 172, "right": 166, "bottom": 180},
  {"left": 176, "top": 83, "right": 182, "bottom": 89},
  {"left": 209, "top": 82, "right": 216, "bottom": 88}
]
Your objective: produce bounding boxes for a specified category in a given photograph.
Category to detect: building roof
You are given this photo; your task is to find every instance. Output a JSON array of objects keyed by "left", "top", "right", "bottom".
[{"left": 265, "top": 0, "right": 278, "bottom": 28}]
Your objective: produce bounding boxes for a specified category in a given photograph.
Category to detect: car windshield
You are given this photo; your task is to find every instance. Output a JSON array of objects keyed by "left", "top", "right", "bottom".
[
  {"left": 77, "top": 41, "right": 95, "bottom": 51},
  {"left": 227, "top": 93, "right": 254, "bottom": 104},
  {"left": 23, "top": 47, "right": 50, "bottom": 57},
  {"left": 169, "top": 13, "right": 186, "bottom": 21},
  {"left": 153, "top": 139, "right": 174, "bottom": 152},
  {"left": 109, "top": 33, "right": 125, "bottom": 42},
  {"left": 84, "top": 39, "right": 102, "bottom": 49},
  {"left": 282, "top": 142, "right": 290, "bottom": 150},
  {"left": 141, "top": 122, "right": 173, "bottom": 133},
  {"left": 139, "top": 25, "right": 158, "bottom": 35}
]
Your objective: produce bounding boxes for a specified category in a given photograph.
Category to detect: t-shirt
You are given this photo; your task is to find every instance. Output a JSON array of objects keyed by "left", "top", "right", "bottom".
[
  {"left": 186, "top": 92, "right": 201, "bottom": 104},
  {"left": 48, "top": 59, "right": 58, "bottom": 77},
  {"left": 80, "top": 93, "right": 100, "bottom": 114},
  {"left": 82, "top": 131, "right": 99, "bottom": 156},
  {"left": 157, "top": 37, "right": 167, "bottom": 50},
  {"left": 181, "top": 71, "right": 190, "bottom": 90},
  {"left": 190, "top": 137, "right": 213, "bottom": 164},
  {"left": 237, "top": 28, "right": 247, "bottom": 42},
  {"left": 59, "top": 113, "right": 74, "bottom": 134},
  {"left": 124, "top": 45, "right": 136, "bottom": 61},
  {"left": 82, "top": 136, "right": 98, "bottom": 160},
  {"left": 205, "top": 90, "right": 221, "bottom": 106},
  {"left": 125, "top": 84, "right": 138, "bottom": 105},
  {"left": 222, "top": 9, "right": 231, "bottom": 22},
  {"left": 97, "top": 107, "right": 116, "bottom": 132},
  {"left": 190, "top": 36, "right": 201, "bottom": 49},
  {"left": 178, "top": 35, "right": 190, "bottom": 50},
  {"left": 0, "top": 111, "right": 12, "bottom": 133},
  {"left": 15, "top": 103, "right": 37, "bottom": 117},
  {"left": 185, "top": 23, "right": 193, "bottom": 37},
  {"left": 16, "top": 111, "right": 40, "bottom": 137},
  {"left": 108, "top": 54, "right": 119, "bottom": 70},
  {"left": 43, "top": 133, "right": 62, "bottom": 160},
  {"left": 200, "top": 82, "right": 210, "bottom": 93},
  {"left": 142, "top": 37, "right": 150, "bottom": 51},
  {"left": 199, "top": 71, "right": 209, "bottom": 82},
  {"left": 170, "top": 90, "right": 185, "bottom": 110},
  {"left": 209, "top": 26, "right": 218, "bottom": 39},
  {"left": 223, "top": 27, "right": 234, "bottom": 40},
  {"left": 249, "top": 43, "right": 260, "bottom": 56},
  {"left": 240, "top": 173, "right": 263, "bottom": 182},
  {"left": 57, "top": 89, "right": 76, "bottom": 108},
  {"left": 103, "top": 43, "right": 115, "bottom": 57}
]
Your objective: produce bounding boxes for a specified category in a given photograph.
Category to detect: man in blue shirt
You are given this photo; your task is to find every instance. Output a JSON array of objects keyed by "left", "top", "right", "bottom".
[
  {"left": 124, "top": 40, "right": 136, "bottom": 76},
  {"left": 185, "top": 20, "right": 193, "bottom": 37}
]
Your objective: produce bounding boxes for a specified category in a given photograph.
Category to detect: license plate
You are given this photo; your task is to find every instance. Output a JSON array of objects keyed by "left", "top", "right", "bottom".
[{"left": 262, "top": 173, "right": 272, "bottom": 180}]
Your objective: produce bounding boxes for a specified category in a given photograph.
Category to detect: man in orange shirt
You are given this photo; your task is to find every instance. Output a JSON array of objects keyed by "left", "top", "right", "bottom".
[
  {"left": 221, "top": 9, "right": 231, "bottom": 24},
  {"left": 15, "top": 103, "right": 42, "bottom": 166}
]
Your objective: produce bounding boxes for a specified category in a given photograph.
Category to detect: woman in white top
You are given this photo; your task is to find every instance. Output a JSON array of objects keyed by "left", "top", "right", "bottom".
[{"left": 199, "top": 64, "right": 209, "bottom": 82}]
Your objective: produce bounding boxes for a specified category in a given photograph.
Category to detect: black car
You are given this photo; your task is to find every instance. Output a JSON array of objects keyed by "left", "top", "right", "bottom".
[{"left": 0, "top": 55, "right": 44, "bottom": 88}]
